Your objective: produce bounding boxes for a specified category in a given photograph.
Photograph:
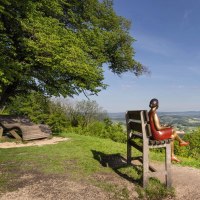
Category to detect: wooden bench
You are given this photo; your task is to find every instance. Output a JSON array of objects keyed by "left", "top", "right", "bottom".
[
  {"left": 0, "top": 115, "right": 52, "bottom": 141},
  {"left": 126, "top": 110, "right": 172, "bottom": 188}
]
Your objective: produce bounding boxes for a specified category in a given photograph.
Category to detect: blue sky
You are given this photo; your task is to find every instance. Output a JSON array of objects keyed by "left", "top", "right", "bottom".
[{"left": 74, "top": 0, "right": 200, "bottom": 112}]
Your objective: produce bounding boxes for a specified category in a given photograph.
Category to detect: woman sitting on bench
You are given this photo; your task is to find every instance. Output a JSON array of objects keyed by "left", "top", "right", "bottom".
[{"left": 148, "top": 98, "right": 189, "bottom": 162}]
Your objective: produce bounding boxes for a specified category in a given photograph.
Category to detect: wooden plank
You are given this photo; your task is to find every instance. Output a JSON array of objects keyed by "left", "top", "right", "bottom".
[
  {"left": 128, "top": 140, "right": 143, "bottom": 152},
  {"left": 126, "top": 111, "right": 133, "bottom": 164},
  {"left": 142, "top": 113, "right": 149, "bottom": 187},
  {"left": 23, "top": 135, "right": 49, "bottom": 141},
  {"left": 127, "top": 139, "right": 132, "bottom": 164},
  {"left": 9, "top": 130, "right": 22, "bottom": 140},
  {"left": 143, "top": 110, "right": 149, "bottom": 122},
  {"left": 128, "top": 121, "right": 143, "bottom": 132},
  {"left": 146, "top": 124, "right": 152, "bottom": 137},
  {"left": 0, "top": 127, "right": 3, "bottom": 138},
  {"left": 132, "top": 132, "right": 143, "bottom": 139},
  {"left": 126, "top": 110, "right": 142, "bottom": 121},
  {"left": 149, "top": 144, "right": 167, "bottom": 149},
  {"left": 22, "top": 127, "right": 50, "bottom": 141},
  {"left": 165, "top": 143, "right": 172, "bottom": 187}
]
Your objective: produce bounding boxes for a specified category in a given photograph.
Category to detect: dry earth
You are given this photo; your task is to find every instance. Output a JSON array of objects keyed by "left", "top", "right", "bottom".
[
  {"left": 0, "top": 137, "right": 69, "bottom": 148},
  {"left": 0, "top": 138, "right": 200, "bottom": 200}
]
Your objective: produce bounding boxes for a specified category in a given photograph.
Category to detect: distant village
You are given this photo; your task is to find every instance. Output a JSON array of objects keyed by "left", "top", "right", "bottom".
[{"left": 109, "top": 111, "right": 200, "bottom": 133}]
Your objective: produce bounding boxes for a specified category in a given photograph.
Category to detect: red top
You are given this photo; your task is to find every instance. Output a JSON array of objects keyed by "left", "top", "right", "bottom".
[{"left": 149, "top": 111, "right": 173, "bottom": 141}]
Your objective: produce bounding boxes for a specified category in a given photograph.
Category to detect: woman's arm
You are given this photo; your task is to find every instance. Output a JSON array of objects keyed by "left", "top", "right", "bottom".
[{"left": 153, "top": 113, "right": 171, "bottom": 130}]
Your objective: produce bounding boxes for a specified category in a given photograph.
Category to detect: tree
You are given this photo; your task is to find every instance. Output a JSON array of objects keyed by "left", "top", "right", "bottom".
[
  {"left": 75, "top": 100, "right": 107, "bottom": 127},
  {"left": 0, "top": 0, "right": 147, "bottom": 109}
]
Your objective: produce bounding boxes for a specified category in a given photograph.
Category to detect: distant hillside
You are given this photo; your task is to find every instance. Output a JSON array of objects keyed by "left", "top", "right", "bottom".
[{"left": 108, "top": 111, "right": 200, "bottom": 132}]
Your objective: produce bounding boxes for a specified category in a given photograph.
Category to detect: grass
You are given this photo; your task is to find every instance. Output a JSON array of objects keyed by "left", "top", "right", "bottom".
[
  {"left": 1, "top": 131, "right": 196, "bottom": 199},
  {"left": 0, "top": 133, "right": 128, "bottom": 197},
  {"left": 150, "top": 149, "right": 200, "bottom": 169},
  {"left": 136, "top": 178, "right": 175, "bottom": 200}
]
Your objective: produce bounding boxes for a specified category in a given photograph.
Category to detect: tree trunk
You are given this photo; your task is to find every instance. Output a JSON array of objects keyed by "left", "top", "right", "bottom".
[{"left": 0, "top": 83, "right": 18, "bottom": 109}]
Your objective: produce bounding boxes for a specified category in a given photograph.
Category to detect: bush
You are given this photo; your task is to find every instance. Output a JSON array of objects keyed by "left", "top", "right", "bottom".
[
  {"left": 175, "top": 127, "right": 200, "bottom": 159},
  {"left": 66, "top": 120, "right": 126, "bottom": 143}
]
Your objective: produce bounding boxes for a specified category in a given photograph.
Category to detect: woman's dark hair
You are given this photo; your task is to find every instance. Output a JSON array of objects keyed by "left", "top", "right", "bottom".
[{"left": 149, "top": 98, "right": 159, "bottom": 108}]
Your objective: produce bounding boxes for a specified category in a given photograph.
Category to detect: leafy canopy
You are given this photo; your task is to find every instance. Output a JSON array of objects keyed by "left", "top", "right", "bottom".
[{"left": 0, "top": 0, "right": 146, "bottom": 108}]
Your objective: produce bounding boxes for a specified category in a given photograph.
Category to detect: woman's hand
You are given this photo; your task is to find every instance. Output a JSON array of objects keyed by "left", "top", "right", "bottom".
[{"left": 163, "top": 123, "right": 173, "bottom": 128}]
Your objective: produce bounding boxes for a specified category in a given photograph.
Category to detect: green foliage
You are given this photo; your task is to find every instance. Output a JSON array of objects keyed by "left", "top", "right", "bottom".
[
  {"left": 5, "top": 94, "right": 110, "bottom": 134},
  {"left": 45, "top": 101, "right": 69, "bottom": 133},
  {"left": 175, "top": 128, "right": 200, "bottom": 159},
  {"left": 0, "top": 0, "right": 146, "bottom": 108},
  {"left": 67, "top": 119, "right": 126, "bottom": 143},
  {"left": 6, "top": 92, "right": 69, "bottom": 133}
]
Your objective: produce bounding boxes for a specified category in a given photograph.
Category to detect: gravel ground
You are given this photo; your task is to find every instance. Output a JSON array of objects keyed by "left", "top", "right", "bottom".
[
  {"left": 0, "top": 163, "right": 199, "bottom": 200},
  {"left": 150, "top": 162, "right": 200, "bottom": 200}
]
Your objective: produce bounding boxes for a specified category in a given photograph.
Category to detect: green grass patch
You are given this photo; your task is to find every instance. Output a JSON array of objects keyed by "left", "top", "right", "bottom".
[{"left": 149, "top": 150, "right": 200, "bottom": 169}]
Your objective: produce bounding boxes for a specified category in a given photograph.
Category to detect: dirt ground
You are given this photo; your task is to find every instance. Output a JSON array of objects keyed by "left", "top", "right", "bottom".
[
  {"left": 0, "top": 138, "right": 200, "bottom": 200},
  {"left": 0, "top": 137, "right": 69, "bottom": 148}
]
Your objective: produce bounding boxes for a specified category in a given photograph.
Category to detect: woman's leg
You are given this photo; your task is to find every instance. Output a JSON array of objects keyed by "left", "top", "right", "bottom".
[
  {"left": 170, "top": 130, "right": 189, "bottom": 162},
  {"left": 170, "top": 139, "right": 181, "bottom": 162},
  {"left": 173, "top": 131, "right": 189, "bottom": 146}
]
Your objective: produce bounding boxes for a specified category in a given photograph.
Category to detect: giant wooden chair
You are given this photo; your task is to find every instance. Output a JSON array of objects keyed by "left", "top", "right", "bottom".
[{"left": 126, "top": 110, "right": 172, "bottom": 187}]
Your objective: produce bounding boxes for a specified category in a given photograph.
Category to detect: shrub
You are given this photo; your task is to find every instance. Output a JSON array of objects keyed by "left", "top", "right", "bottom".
[
  {"left": 175, "top": 127, "right": 200, "bottom": 159},
  {"left": 66, "top": 120, "right": 126, "bottom": 143}
]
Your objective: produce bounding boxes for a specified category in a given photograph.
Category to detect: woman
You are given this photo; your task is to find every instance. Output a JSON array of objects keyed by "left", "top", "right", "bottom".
[{"left": 148, "top": 98, "right": 189, "bottom": 162}]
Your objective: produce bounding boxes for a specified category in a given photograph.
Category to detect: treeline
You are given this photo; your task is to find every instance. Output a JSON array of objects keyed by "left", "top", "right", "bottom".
[{"left": 3, "top": 92, "right": 126, "bottom": 143}]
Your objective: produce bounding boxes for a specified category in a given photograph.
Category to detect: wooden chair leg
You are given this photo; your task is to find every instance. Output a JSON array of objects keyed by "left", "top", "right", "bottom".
[
  {"left": 9, "top": 130, "right": 22, "bottom": 140},
  {"left": 0, "top": 128, "right": 3, "bottom": 139},
  {"left": 143, "top": 144, "right": 149, "bottom": 187},
  {"left": 165, "top": 143, "right": 172, "bottom": 187},
  {"left": 127, "top": 141, "right": 132, "bottom": 164}
]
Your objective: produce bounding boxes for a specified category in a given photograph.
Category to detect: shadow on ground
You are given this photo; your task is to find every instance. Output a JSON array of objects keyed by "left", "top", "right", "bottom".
[{"left": 91, "top": 150, "right": 142, "bottom": 185}]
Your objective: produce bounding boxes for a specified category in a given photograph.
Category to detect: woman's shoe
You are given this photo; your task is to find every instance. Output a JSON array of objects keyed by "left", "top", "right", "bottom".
[
  {"left": 171, "top": 156, "right": 181, "bottom": 163},
  {"left": 179, "top": 141, "right": 189, "bottom": 147}
]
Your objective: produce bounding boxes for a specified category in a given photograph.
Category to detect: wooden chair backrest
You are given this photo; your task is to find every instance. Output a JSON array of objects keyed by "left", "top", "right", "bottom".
[{"left": 126, "top": 110, "right": 152, "bottom": 139}]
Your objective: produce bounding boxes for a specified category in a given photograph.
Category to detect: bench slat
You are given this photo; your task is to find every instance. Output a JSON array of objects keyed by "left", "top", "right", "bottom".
[
  {"left": 128, "top": 140, "right": 143, "bottom": 152},
  {"left": 131, "top": 132, "right": 143, "bottom": 139}
]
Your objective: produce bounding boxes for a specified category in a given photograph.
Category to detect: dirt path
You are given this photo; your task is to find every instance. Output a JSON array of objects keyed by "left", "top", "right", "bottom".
[
  {"left": 171, "top": 165, "right": 200, "bottom": 199},
  {"left": 0, "top": 139, "right": 199, "bottom": 199},
  {"left": 0, "top": 164, "right": 199, "bottom": 200},
  {"left": 0, "top": 137, "right": 69, "bottom": 148},
  {"left": 151, "top": 162, "right": 200, "bottom": 200}
]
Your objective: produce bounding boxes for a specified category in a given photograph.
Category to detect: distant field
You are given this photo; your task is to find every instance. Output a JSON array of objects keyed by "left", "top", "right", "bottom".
[{"left": 108, "top": 111, "right": 200, "bottom": 132}]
